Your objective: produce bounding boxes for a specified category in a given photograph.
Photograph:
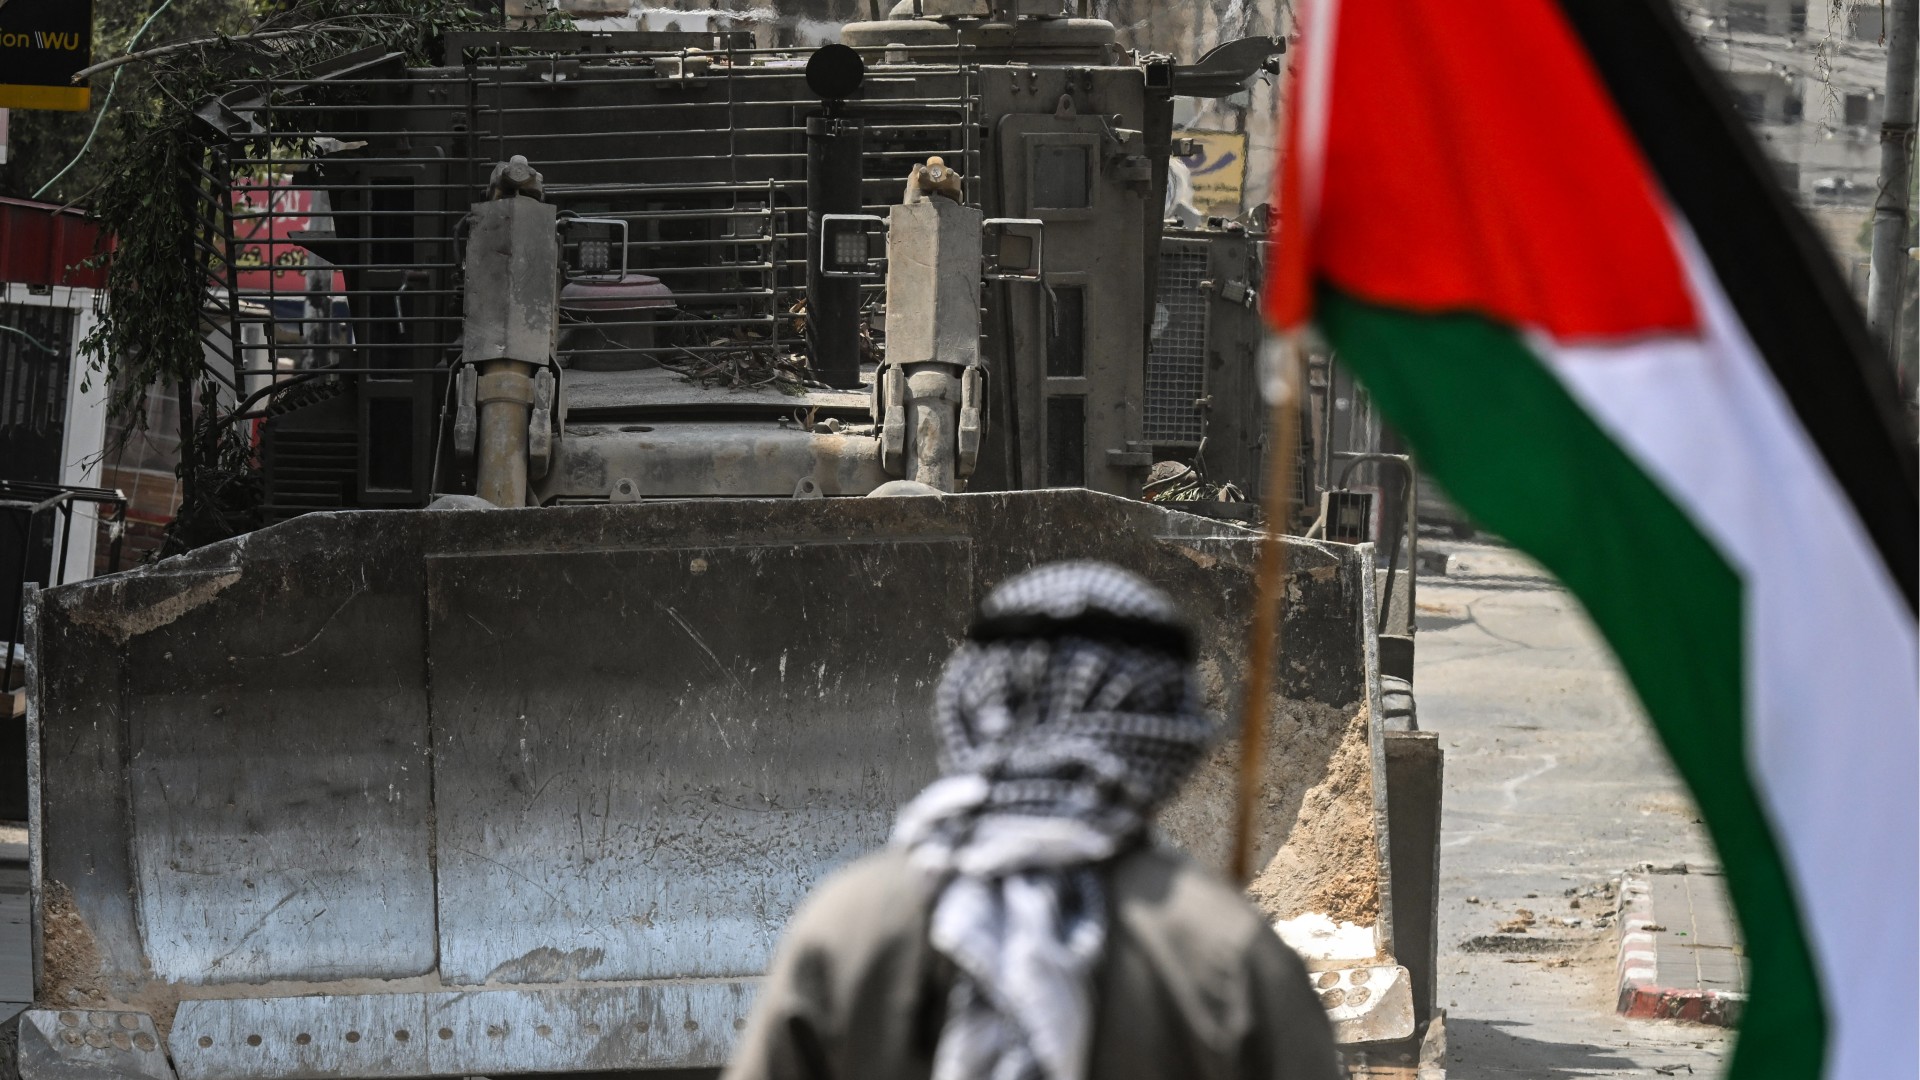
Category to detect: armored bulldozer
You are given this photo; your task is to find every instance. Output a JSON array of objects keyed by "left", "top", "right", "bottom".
[{"left": 14, "top": 13, "right": 1441, "bottom": 1080}]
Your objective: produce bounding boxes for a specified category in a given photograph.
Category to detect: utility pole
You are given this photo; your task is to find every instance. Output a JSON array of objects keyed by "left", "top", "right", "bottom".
[{"left": 1866, "top": 0, "right": 1917, "bottom": 394}]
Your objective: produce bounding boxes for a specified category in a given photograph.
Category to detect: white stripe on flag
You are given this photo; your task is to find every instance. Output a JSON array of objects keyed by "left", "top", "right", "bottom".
[
  {"left": 1533, "top": 226, "right": 1918, "bottom": 1078},
  {"left": 1293, "top": 0, "right": 1340, "bottom": 228}
]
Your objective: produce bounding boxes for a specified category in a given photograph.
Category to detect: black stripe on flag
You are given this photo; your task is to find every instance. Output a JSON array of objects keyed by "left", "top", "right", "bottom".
[{"left": 1556, "top": 0, "right": 1918, "bottom": 613}]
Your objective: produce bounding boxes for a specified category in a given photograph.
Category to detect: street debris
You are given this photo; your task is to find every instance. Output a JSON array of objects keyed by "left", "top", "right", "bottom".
[
  {"left": 1458, "top": 932, "right": 1580, "bottom": 955},
  {"left": 662, "top": 339, "right": 823, "bottom": 395},
  {"left": 1272, "top": 912, "right": 1379, "bottom": 963},
  {"left": 1495, "top": 908, "right": 1536, "bottom": 933}
]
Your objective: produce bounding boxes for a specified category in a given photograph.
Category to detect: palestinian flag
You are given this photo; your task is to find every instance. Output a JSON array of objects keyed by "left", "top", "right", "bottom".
[{"left": 1269, "top": 1, "right": 1919, "bottom": 1075}]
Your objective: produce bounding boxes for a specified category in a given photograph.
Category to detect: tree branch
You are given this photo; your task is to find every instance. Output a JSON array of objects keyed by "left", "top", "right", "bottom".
[{"left": 70, "top": 18, "right": 400, "bottom": 83}]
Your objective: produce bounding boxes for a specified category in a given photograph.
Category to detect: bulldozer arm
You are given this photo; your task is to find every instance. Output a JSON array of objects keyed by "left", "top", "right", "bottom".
[{"left": 23, "top": 491, "right": 1405, "bottom": 1080}]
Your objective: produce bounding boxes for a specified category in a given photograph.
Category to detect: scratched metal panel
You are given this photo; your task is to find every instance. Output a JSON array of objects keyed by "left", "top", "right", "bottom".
[
  {"left": 431, "top": 981, "right": 756, "bottom": 1074},
  {"left": 169, "top": 982, "right": 757, "bottom": 1079},
  {"left": 426, "top": 540, "right": 963, "bottom": 983},
  {"left": 120, "top": 556, "right": 438, "bottom": 984},
  {"left": 30, "top": 490, "right": 1372, "bottom": 1010},
  {"left": 31, "top": 578, "right": 148, "bottom": 998}
]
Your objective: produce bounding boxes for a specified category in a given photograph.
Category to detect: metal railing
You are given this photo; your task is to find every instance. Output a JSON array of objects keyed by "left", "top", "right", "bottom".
[
  {"left": 190, "top": 40, "right": 985, "bottom": 399},
  {"left": 2, "top": 480, "right": 127, "bottom": 676}
]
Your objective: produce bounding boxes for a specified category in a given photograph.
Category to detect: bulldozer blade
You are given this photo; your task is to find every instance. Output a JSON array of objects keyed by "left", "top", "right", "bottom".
[{"left": 27, "top": 490, "right": 1398, "bottom": 1078}]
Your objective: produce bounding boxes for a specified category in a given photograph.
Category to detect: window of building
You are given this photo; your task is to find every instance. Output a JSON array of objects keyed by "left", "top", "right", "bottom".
[
  {"left": 1852, "top": 6, "right": 1885, "bottom": 41},
  {"left": 1728, "top": 0, "right": 1771, "bottom": 32},
  {"left": 1728, "top": 72, "right": 1798, "bottom": 124},
  {"left": 1844, "top": 93, "right": 1871, "bottom": 126}
]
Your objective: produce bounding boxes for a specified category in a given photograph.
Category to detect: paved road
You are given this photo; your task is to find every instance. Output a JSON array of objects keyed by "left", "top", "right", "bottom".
[
  {"left": 0, "top": 825, "right": 28, "bottom": 1021},
  {"left": 1416, "top": 539, "right": 1737, "bottom": 1078}
]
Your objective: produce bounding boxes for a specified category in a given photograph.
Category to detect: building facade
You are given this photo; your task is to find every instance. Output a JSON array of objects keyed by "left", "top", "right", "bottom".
[{"left": 1677, "top": 0, "right": 1894, "bottom": 296}]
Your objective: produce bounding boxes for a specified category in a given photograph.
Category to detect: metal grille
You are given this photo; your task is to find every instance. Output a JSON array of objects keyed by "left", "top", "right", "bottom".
[
  {"left": 1145, "top": 237, "right": 1208, "bottom": 444},
  {"left": 189, "top": 37, "right": 982, "bottom": 407},
  {"left": 0, "top": 303, "right": 76, "bottom": 484}
]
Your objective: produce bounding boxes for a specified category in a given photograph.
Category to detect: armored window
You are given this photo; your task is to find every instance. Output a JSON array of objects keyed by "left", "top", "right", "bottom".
[
  {"left": 364, "top": 397, "right": 417, "bottom": 494},
  {"left": 1047, "top": 287, "right": 1086, "bottom": 377},
  {"left": 1032, "top": 145, "right": 1092, "bottom": 210},
  {"left": 1852, "top": 6, "right": 1884, "bottom": 40},
  {"left": 1046, "top": 396, "right": 1085, "bottom": 488}
]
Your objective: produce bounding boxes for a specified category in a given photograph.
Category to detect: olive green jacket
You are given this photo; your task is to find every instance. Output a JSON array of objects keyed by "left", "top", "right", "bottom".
[{"left": 724, "top": 845, "right": 1344, "bottom": 1080}]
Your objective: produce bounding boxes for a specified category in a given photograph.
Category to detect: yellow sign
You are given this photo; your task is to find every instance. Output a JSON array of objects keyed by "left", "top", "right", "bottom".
[
  {"left": 1174, "top": 129, "right": 1248, "bottom": 217},
  {"left": 0, "top": 0, "right": 94, "bottom": 112}
]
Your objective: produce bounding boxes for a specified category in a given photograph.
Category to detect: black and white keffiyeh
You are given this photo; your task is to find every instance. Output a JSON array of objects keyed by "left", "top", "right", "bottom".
[{"left": 892, "top": 561, "right": 1215, "bottom": 1080}]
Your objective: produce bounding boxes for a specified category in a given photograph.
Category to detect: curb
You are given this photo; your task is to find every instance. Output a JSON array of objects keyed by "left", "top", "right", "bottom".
[{"left": 1615, "top": 872, "right": 1744, "bottom": 1027}]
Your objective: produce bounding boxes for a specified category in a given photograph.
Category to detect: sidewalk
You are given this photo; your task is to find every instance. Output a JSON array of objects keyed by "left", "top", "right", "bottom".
[
  {"left": 1419, "top": 538, "right": 1732, "bottom": 1076},
  {"left": 1617, "top": 867, "right": 1746, "bottom": 1026},
  {"left": 0, "top": 845, "right": 25, "bottom": 1022}
]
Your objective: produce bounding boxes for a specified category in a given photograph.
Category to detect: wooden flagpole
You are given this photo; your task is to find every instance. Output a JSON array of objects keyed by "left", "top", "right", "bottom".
[{"left": 1230, "top": 337, "right": 1306, "bottom": 884}]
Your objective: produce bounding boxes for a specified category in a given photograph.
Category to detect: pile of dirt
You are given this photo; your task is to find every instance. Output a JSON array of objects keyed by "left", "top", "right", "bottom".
[
  {"left": 42, "top": 880, "right": 187, "bottom": 1038},
  {"left": 41, "top": 879, "right": 103, "bottom": 1009},
  {"left": 1243, "top": 704, "right": 1382, "bottom": 926},
  {"left": 1158, "top": 679, "right": 1383, "bottom": 928}
]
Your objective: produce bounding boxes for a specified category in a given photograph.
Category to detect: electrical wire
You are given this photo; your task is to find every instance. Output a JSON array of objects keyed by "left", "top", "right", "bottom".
[
  {"left": 31, "top": 0, "right": 180, "bottom": 202},
  {"left": 0, "top": 324, "right": 60, "bottom": 355}
]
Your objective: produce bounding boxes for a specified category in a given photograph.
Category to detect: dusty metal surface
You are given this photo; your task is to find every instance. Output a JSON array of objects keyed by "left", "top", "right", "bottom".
[
  {"left": 31, "top": 490, "right": 1387, "bottom": 1073},
  {"left": 427, "top": 541, "right": 963, "bottom": 982},
  {"left": 22, "top": 588, "right": 44, "bottom": 1000},
  {"left": 883, "top": 199, "right": 982, "bottom": 370},
  {"left": 560, "top": 369, "right": 869, "bottom": 416},
  {"left": 120, "top": 558, "right": 438, "bottom": 985},
  {"left": 1315, "top": 964, "right": 1415, "bottom": 1045},
  {"left": 170, "top": 983, "right": 753, "bottom": 1080},
  {"left": 1357, "top": 551, "right": 1400, "bottom": 956},
  {"left": 8, "top": 1008, "right": 174, "bottom": 1080},
  {"left": 1384, "top": 730, "right": 1443, "bottom": 1031},
  {"left": 988, "top": 85, "right": 1154, "bottom": 494},
  {"left": 463, "top": 197, "right": 561, "bottom": 370},
  {"left": 541, "top": 421, "right": 889, "bottom": 501}
]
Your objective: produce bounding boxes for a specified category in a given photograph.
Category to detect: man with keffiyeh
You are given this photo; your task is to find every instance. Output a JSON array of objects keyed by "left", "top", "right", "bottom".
[{"left": 724, "top": 561, "right": 1343, "bottom": 1080}]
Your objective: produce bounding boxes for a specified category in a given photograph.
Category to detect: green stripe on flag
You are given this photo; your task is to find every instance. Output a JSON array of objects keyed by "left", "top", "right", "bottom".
[{"left": 1316, "top": 287, "right": 1824, "bottom": 1079}]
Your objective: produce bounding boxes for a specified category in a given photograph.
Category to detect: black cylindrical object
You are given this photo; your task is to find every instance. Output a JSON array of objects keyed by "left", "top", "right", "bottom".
[{"left": 805, "top": 114, "right": 865, "bottom": 389}]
